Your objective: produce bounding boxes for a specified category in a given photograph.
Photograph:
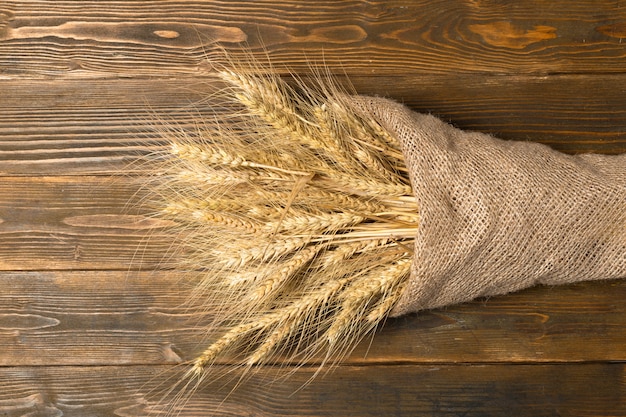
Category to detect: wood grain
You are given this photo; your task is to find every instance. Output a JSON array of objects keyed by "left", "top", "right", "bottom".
[
  {"left": 3, "top": 1, "right": 626, "bottom": 77},
  {"left": 0, "top": 270, "right": 624, "bottom": 366},
  {"left": 0, "top": 364, "right": 623, "bottom": 417},
  {"left": 0, "top": 176, "right": 169, "bottom": 270},
  {"left": 1, "top": 1, "right": 625, "bottom": 415}
]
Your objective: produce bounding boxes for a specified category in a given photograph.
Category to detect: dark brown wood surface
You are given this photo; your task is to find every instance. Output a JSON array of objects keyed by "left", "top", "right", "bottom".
[{"left": 0, "top": 1, "right": 625, "bottom": 416}]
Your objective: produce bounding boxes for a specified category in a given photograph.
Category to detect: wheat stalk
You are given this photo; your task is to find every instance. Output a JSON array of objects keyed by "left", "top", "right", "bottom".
[{"left": 143, "top": 56, "right": 419, "bottom": 407}]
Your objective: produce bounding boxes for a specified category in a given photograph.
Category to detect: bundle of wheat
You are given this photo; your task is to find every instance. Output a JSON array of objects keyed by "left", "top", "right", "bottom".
[
  {"left": 146, "top": 64, "right": 420, "bottom": 386},
  {"left": 142, "top": 58, "right": 625, "bottom": 411}
]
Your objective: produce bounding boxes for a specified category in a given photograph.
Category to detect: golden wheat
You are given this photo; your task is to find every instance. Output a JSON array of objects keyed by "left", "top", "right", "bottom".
[{"left": 143, "top": 55, "right": 419, "bottom": 407}]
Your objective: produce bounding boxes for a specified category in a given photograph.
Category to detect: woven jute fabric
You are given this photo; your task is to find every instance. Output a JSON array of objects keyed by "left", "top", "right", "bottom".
[{"left": 350, "top": 97, "right": 626, "bottom": 317}]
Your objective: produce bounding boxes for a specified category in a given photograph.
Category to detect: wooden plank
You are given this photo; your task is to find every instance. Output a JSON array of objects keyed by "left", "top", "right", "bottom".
[
  {"left": 3, "top": 1, "right": 626, "bottom": 77},
  {"left": 0, "top": 270, "right": 191, "bottom": 367},
  {"left": 3, "top": 170, "right": 626, "bottom": 275},
  {"left": 0, "top": 176, "right": 169, "bottom": 271},
  {"left": 1, "top": 270, "right": 624, "bottom": 366},
  {"left": 1, "top": 75, "right": 625, "bottom": 178},
  {"left": 0, "top": 363, "right": 623, "bottom": 416}
]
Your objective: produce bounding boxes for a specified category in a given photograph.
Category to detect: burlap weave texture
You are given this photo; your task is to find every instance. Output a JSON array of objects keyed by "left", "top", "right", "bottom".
[{"left": 352, "top": 97, "right": 626, "bottom": 317}]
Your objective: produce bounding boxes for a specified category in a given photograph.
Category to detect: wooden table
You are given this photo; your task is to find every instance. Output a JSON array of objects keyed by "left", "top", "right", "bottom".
[{"left": 0, "top": 1, "right": 624, "bottom": 415}]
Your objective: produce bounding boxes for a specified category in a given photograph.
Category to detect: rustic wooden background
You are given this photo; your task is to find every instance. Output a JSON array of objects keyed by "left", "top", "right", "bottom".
[{"left": 1, "top": 1, "right": 625, "bottom": 416}]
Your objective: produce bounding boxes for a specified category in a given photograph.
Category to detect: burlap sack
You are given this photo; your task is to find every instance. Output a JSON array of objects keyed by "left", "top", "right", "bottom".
[{"left": 351, "top": 97, "right": 626, "bottom": 317}]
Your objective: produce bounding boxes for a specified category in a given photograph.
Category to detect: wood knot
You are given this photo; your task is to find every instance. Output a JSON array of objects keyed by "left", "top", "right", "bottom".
[
  {"left": 153, "top": 29, "right": 180, "bottom": 39},
  {"left": 469, "top": 21, "right": 557, "bottom": 49}
]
